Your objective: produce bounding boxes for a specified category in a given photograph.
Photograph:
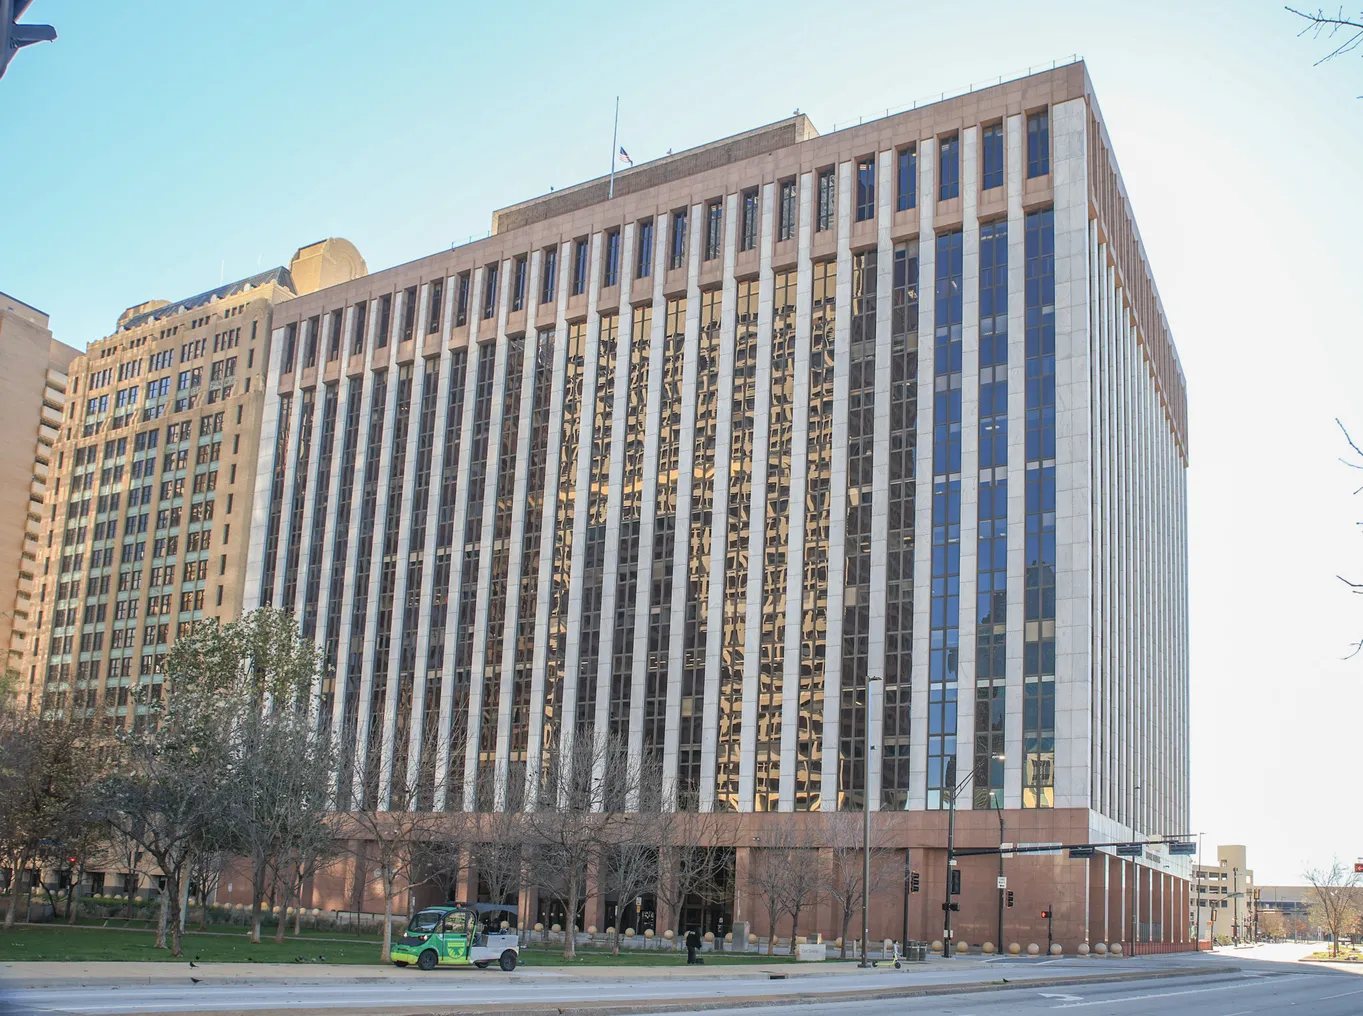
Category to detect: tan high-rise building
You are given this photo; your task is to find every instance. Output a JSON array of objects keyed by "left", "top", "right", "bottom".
[
  {"left": 245, "top": 63, "right": 1191, "bottom": 952},
  {"left": 26, "top": 240, "right": 364, "bottom": 725},
  {"left": 0, "top": 292, "right": 81, "bottom": 710}
]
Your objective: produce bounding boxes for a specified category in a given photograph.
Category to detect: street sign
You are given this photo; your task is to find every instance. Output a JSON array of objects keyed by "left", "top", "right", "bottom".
[
  {"left": 1115, "top": 842, "right": 1142, "bottom": 856},
  {"left": 997, "top": 876, "right": 1007, "bottom": 889},
  {"left": 1068, "top": 846, "right": 1096, "bottom": 859},
  {"left": 1169, "top": 841, "right": 1197, "bottom": 856}
]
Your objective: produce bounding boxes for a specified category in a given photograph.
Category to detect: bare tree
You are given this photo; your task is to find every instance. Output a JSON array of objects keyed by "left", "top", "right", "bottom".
[
  {"left": 526, "top": 732, "right": 643, "bottom": 960},
  {"left": 823, "top": 811, "right": 895, "bottom": 958},
  {"left": 601, "top": 815, "right": 661, "bottom": 954},
  {"left": 335, "top": 722, "right": 455, "bottom": 962},
  {"left": 746, "top": 834, "right": 788, "bottom": 955},
  {"left": 1334, "top": 420, "right": 1363, "bottom": 657},
  {"left": 470, "top": 808, "right": 524, "bottom": 911},
  {"left": 1288, "top": 7, "right": 1363, "bottom": 66},
  {"left": 1304, "top": 860, "right": 1363, "bottom": 957},
  {"left": 655, "top": 810, "right": 729, "bottom": 940},
  {"left": 187, "top": 846, "right": 228, "bottom": 930}
]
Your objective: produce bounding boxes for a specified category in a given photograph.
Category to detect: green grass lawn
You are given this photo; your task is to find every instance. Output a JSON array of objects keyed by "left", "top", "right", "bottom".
[
  {"left": 0, "top": 924, "right": 383, "bottom": 964},
  {"left": 517, "top": 946, "right": 800, "bottom": 966},
  {"left": 0, "top": 925, "right": 812, "bottom": 966}
]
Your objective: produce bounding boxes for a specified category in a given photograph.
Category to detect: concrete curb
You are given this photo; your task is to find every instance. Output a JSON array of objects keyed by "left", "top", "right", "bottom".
[{"left": 31, "top": 964, "right": 1244, "bottom": 1016}]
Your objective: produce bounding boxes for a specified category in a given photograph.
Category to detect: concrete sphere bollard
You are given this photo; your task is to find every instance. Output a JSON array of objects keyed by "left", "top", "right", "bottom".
[
  {"left": 272, "top": 905, "right": 282, "bottom": 915},
  {"left": 1008, "top": 942, "right": 1021, "bottom": 954},
  {"left": 588, "top": 925, "right": 598, "bottom": 936},
  {"left": 551, "top": 923, "right": 561, "bottom": 933},
  {"left": 931, "top": 939, "right": 944, "bottom": 954},
  {"left": 534, "top": 922, "right": 544, "bottom": 933},
  {"left": 663, "top": 929, "right": 675, "bottom": 940},
  {"left": 312, "top": 908, "right": 320, "bottom": 916},
  {"left": 500, "top": 921, "right": 509, "bottom": 930},
  {"left": 834, "top": 937, "right": 843, "bottom": 948},
  {"left": 982, "top": 941, "right": 996, "bottom": 954},
  {"left": 625, "top": 927, "right": 636, "bottom": 937},
  {"left": 1110, "top": 942, "right": 1123, "bottom": 956},
  {"left": 956, "top": 941, "right": 969, "bottom": 954},
  {"left": 1077, "top": 943, "right": 1090, "bottom": 956},
  {"left": 795, "top": 935, "right": 806, "bottom": 946},
  {"left": 1026, "top": 943, "right": 1040, "bottom": 955},
  {"left": 603, "top": 926, "right": 613, "bottom": 936},
  {"left": 644, "top": 928, "right": 654, "bottom": 938},
  {"left": 703, "top": 931, "right": 714, "bottom": 943},
  {"left": 1093, "top": 941, "right": 1107, "bottom": 955},
  {"left": 747, "top": 932, "right": 758, "bottom": 945},
  {"left": 1050, "top": 943, "right": 1063, "bottom": 956},
  {"left": 724, "top": 932, "right": 732, "bottom": 942}
]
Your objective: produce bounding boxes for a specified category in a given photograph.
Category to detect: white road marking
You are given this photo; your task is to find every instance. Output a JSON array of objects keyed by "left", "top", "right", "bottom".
[
  {"left": 1038, "top": 993, "right": 1083, "bottom": 1001},
  {"left": 1052, "top": 975, "right": 1304, "bottom": 1008},
  {"left": 1319, "top": 987, "right": 1363, "bottom": 1000}
]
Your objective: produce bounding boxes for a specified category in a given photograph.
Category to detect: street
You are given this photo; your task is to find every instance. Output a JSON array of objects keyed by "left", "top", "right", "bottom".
[{"left": 2, "top": 944, "right": 1356, "bottom": 1015}]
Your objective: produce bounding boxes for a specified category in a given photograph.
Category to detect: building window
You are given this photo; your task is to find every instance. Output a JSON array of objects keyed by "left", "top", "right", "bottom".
[
  {"left": 896, "top": 146, "right": 917, "bottom": 211},
  {"left": 816, "top": 167, "right": 836, "bottom": 232},
  {"left": 1027, "top": 110, "right": 1050, "bottom": 177},
  {"left": 704, "top": 200, "right": 722, "bottom": 261},
  {"left": 571, "top": 239, "right": 588, "bottom": 296},
  {"left": 303, "top": 316, "right": 319, "bottom": 368},
  {"left": 401, "top": 285, "right": 417, "bottom": 342},
  {"left": 855, "top": 157, "right": 875, "bottom": 221},
  {"left": 351, "top": 301, "right": 367, "bottom": 355},
  {"left": 426, "top": 280, "right": 443, "bottom": 334},
  {"left": 778, "top": 179, "right": 796, "bottom": 241},
  {"left": 603, "top": 230, "right": 621, "bottom": 287},
  {"left": 669, "top": 209, "right": 688, "bottom": 270},
  {"left": 282, "top": 323, "right": 297, "bottom": 372},
  {"left": 376, "top": 293, "right": 392, "bottom": 348},
  {"left": 541, "top": 247, "right": 557, "bottom": 304},
  {"left": 939, "top": 134, "right": 959, "bottom": 200},
  {"left": 982, "top": 123, "right": 1004, "bottom": 190},
  {"left": 454, "top": 272, "right": 470, "bottom": 327},
  {"left": 327, "top": 308, "right": 343, "bottom": 359},
  {"left": 483, "top": 263, "right": 499, "bottom": 319},
  {"left": 740, "top": 188, "right": 759, "bottom": 252},
  {"left": 637, "top": 219, "right": 653, "bottom": 278},
  {"left": 512, "top": 256, "right": 527, "bottom": 311}
]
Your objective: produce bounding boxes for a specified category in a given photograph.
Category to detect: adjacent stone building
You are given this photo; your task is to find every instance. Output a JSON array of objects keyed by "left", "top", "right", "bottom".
[
  {"left": 0, "top": 292, "right": 80, "bottom": 709},
  {"left": 25, "top": 240, "right": 364, "bottom": 727}
]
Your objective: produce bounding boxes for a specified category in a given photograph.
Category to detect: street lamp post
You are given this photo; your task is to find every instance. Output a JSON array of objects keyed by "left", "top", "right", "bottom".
[
  {"left": 993, "top": 793, "right": 1005, "bottom": 953},
  {"left": 941, "top": 754, "right": 1003, "bottom": 959},
  {"left": 859, "top": 676, "right": 882, "bottom": 968}
]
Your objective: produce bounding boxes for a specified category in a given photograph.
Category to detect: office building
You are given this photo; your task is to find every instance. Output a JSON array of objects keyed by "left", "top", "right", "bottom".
[
  {"left": 248, "top": 62, "right": 1189, "bottom": 950},
  {"left": 0, "top": 292, "right": 80, "bottom": 709},
  {"left": 1192, "top": 845, "right": 1255, "bottom": 944},
  {"left": 27, "top": 240, "right": 365, "bottom": 726}
]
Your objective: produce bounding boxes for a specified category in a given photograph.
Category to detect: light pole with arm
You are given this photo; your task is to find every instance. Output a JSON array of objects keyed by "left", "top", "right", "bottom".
[
  {"left": 941, "top": 753, "right": 1004, "bottom": 958},
  {"left": 859, "top": 676, "right": 882, "bottom": 968}
]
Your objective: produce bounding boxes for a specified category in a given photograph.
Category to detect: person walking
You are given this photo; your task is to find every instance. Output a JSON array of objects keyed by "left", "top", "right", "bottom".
[{"left": 685, "top": 928, "right": 702, "bottom": 965}]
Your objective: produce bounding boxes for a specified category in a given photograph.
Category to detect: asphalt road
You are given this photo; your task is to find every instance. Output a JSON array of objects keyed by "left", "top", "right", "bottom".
[
  {"left": 662, "top": 970, "right": 1363, "bottom": 1015},
  {"left": 0, "top": 944, "right": 1355, "bottom": 1015}
]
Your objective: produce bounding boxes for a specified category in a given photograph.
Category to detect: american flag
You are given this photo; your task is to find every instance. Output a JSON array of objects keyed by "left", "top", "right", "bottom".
[{"left": 618, "top": 146, "right": 633, "bottom": 166}]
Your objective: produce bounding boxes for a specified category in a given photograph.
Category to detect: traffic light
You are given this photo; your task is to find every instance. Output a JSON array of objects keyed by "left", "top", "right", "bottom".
[
  {"left": 910, "top": 870, "right": 921, "bottom": 893},
  {"left": 1006, "top": 890, "right": 1015, "bottom": 908},
  {"left": 0, "top": 0, "right": 56, "bottom": 80},
  {"left": 949, "top": 868, "right": 962, "bottom": 895},
  {"left": 1039, "top": 909, "right": 1051, "bottom": 919}
]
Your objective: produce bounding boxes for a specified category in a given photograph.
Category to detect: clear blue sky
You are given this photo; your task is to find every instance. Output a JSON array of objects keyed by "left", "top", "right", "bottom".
[{"left": 2, "top": 0, "right": 1360, "bottom": 884}]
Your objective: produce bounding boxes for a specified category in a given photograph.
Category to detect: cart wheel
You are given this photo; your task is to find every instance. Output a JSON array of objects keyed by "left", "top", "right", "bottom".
[
  {"left": 393, "top": 961, "right": 409, "bottom": 968},
  {"left": 499, "top": 950, "right": 518, "bottom": 972},
  {"left": 894, "top": 960, "right": 901, "bottom": 969},
  {"left": 474, "top": 961, "right": 489, "bottom": 969},
  {"left": 417, "top": 950, "right": 439, "bottom": 971}
]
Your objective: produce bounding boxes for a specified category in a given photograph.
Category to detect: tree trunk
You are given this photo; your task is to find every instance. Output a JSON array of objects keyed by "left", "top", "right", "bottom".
[
  {"left": 3, "top": 853, "right": 30, "bottom": 928},
  {"left": 294, "top": 874, "right": 304, "bottom": 937},
  {"left": 125, "top": 872, "right": 136, "bottom": 920},
  {"left": 168, "top": 870, "right": 185, "bottom": 958},
  {"left": 564, "top": 879, "right": 579, "bottom": 961},
  {"left": 249, "top": 857, "right": 268, "bottom": 943},
  {"left": 766, "top": 909, "right": 776, "bottom": 955},
  {"left": 274, "top": 876, "right": 290, "bottom": 944},
  {"left": 68, "top": 880, "right": 80, "bottom": 925},
  {"left": 839, "top": 911, "right": 851, "bottom": 959},
  {"left": 380, "top": 874, "right": 395, "bottom": 963},
  {"left": 790, "top": 910, "right": 800, "bottom": 955},
  {"left": 155, "top": 891, "right": 168, "bottom": 949},
  {"left": 178, "top": 867, "right": 190, "bottom": 934}
]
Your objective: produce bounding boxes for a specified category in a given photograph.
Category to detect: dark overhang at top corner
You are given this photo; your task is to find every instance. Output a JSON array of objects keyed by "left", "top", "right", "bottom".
[{"left": 117, "top": 267, "right": 295, "bottom": 333}]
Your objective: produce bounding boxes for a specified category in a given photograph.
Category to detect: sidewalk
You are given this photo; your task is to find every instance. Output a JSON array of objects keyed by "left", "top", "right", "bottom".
[{"left": 0, "top": 952, "right": 1233, "bottom": 990}]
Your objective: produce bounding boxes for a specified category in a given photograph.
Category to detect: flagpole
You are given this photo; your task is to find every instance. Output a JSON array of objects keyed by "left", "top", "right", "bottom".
[{"left": 609, "top": 95, "right": 619, "bottom": 199}]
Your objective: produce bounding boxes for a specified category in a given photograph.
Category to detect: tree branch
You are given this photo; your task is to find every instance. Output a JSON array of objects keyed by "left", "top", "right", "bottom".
[{"left": 1287, "top": 7, "right": 1363, "bottom": 64}]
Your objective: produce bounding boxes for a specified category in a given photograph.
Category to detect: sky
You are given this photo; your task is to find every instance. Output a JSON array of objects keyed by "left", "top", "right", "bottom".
[{"left": 2, "top": 0, "right": 1360, "bottom": 885}]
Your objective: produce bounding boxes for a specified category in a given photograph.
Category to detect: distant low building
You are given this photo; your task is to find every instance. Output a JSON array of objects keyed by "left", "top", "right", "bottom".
[{"left": 1191, "top": 845, "right": 1255, "bottom": 944}]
